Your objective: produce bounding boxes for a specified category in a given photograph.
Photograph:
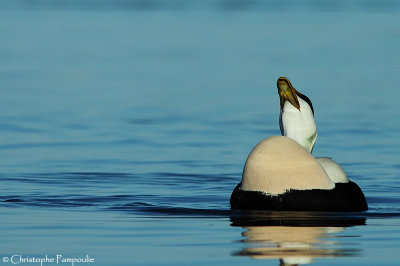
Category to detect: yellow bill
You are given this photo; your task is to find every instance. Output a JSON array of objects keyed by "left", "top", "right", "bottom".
[{"left": 277, "top": 77, "right": 300, "bottom": 111}]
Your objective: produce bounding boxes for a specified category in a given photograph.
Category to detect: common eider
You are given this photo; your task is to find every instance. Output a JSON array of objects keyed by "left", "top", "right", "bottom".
[{"left": 230, "top": 77, "right": 367, "bottom": 211}]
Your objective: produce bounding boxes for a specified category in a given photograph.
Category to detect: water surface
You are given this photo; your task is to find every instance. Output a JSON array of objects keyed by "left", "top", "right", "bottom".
[{"left": 1, "top": 1, "right": 400, "bottom": 265}]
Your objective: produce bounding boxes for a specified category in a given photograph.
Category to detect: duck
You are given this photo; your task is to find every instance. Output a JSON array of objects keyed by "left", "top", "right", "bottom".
[
  {"left": 230, "top": 77, "right": 368, "bottom": 211},
  {"left": 278, "top": 77, "right": 349, "bottom": 184}
]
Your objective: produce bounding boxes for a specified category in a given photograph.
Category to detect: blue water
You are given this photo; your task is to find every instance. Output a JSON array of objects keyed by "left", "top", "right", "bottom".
[{"left": 1, "top": 1, "right": 400, "bottom": 265}]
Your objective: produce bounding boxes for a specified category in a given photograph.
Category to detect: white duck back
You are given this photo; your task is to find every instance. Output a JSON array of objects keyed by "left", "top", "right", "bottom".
[{"left": 241, "top": 136, "right": 334, "bottom": 195}]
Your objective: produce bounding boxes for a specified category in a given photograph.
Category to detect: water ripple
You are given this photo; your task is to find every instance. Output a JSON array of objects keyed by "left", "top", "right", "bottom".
[{"left": 1, "top": 0, "right": 399, "bottom": 13}]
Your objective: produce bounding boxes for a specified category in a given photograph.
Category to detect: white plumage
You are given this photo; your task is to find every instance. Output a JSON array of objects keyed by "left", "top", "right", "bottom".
[
  {"left": 280, "top": 97, "right": 317, "bottom": 152},
  {"left": 241, "top": 136, "right": 335, "bottom": 195},
  {"left": 316, "top": 157, "right": 349, "bottom": 183}
]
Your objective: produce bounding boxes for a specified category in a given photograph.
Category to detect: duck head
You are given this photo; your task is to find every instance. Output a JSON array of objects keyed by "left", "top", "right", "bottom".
[{"left": 277, "top": 77, "right": 301, "bottom": 111}]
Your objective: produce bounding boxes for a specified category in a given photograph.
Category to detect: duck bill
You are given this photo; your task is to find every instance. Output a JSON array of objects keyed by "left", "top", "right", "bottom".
[{"left": 279, "top": 88, "right": 300, "bottom": 111}]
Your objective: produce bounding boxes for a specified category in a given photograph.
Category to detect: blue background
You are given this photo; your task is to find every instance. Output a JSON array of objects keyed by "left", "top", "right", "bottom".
[{"left": 1, "top": 1, "right": 400, "bottom": 265}]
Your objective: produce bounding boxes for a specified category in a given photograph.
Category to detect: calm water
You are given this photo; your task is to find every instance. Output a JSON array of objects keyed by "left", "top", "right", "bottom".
[{"left": 1, "top": 1, "right": 400, "bottom": 265}]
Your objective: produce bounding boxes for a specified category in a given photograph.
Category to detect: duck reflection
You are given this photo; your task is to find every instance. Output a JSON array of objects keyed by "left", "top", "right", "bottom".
[{"left": 231, "top": 211, "right": 366, "bottom": 265}]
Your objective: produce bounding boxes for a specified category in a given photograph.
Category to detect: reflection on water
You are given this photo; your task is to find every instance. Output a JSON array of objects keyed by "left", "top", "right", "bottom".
[{"left": 231, "top": 211, "right": 366, "bottom": 265}]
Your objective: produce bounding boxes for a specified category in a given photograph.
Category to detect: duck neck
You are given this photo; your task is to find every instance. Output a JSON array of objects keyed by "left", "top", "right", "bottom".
[{"left": 279, "top": 98, "right": 317, "bottom": 153}]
